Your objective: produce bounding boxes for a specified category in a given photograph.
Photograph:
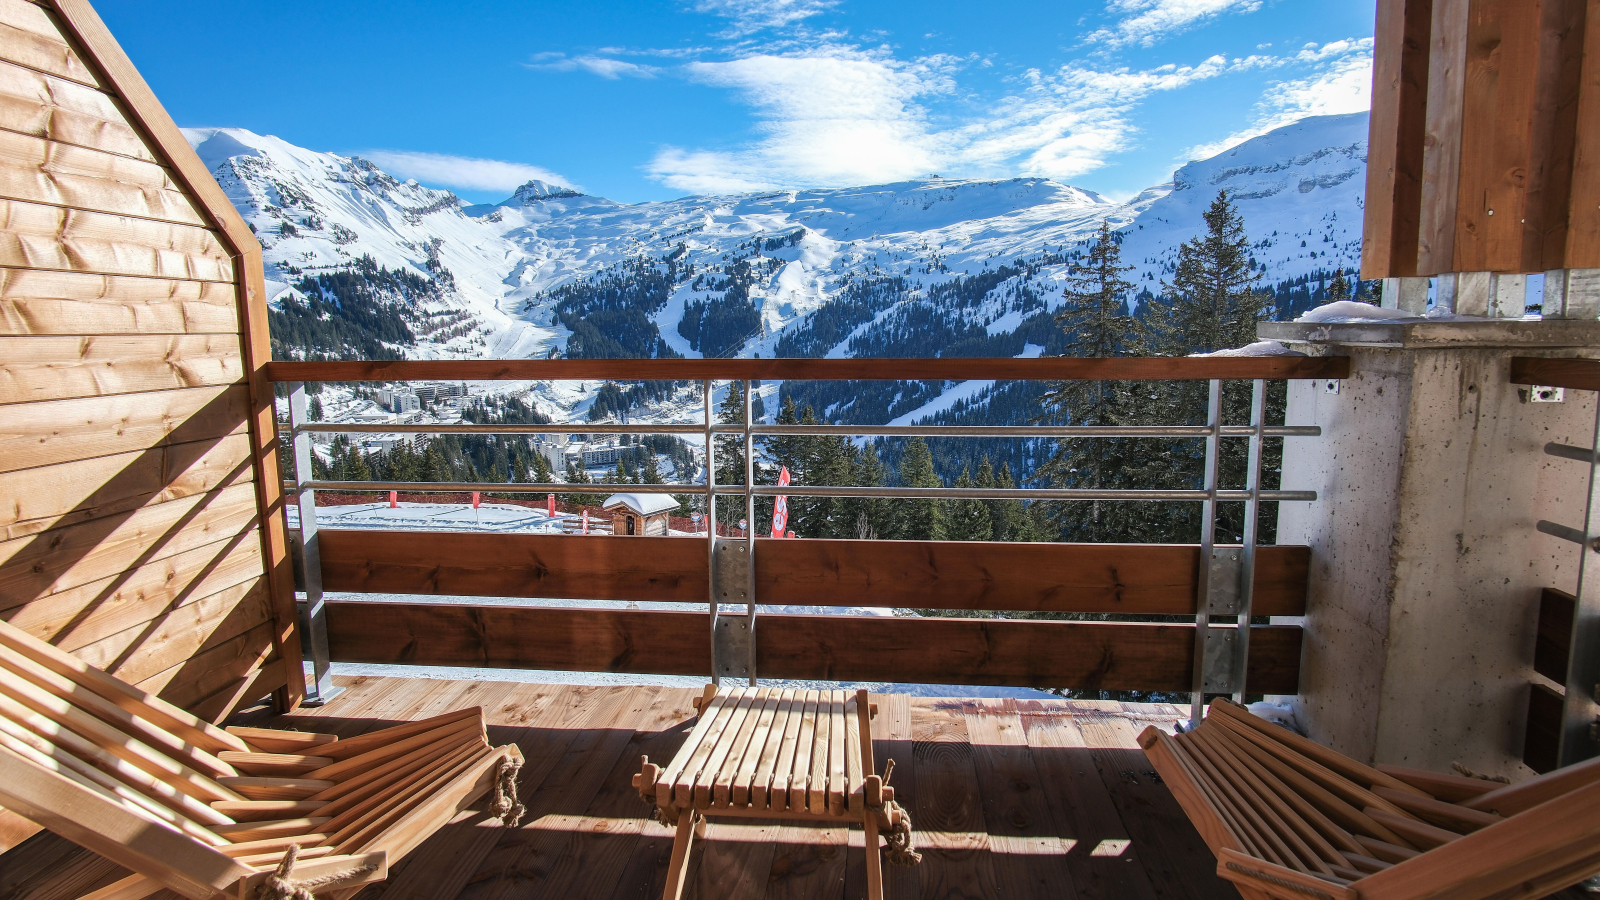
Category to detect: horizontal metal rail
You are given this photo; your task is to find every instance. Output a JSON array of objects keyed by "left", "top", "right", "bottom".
[
  {"left": 298, "top": 478, "right": 1315, "bottom": 502},
  {"left": 298, "top": 421, "right": 1322, "bottom": 438}
]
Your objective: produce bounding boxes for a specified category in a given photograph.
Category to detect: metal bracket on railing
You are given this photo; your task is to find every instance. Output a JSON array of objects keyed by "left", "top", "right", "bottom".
[
  {"left": 1202, "top": 628, "right": 1241, "bottom": 693},
  {"left": 712, "top": 538, "right": 753, "bottom": 681},
  {"left": 1206, "top": 548, "right": 1244, "bottom": 615},
  {"left": 287, "top": 382, "right": 339, "bottom": 706}
]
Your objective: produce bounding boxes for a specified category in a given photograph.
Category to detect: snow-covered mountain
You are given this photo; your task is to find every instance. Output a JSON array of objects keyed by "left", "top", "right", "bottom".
[{"left": 184, "top": 111, "right": 1368, "bottom": 425}]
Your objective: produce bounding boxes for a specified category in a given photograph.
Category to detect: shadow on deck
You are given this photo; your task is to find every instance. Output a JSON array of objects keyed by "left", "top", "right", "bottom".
[{"left": 1, "top": 676, "right": 1241, "bottom": 900}]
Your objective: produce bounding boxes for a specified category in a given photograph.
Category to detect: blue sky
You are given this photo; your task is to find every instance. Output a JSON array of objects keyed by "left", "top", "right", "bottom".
[{"left": 99, "top": 0, "right": 1376, "bottom": 204}]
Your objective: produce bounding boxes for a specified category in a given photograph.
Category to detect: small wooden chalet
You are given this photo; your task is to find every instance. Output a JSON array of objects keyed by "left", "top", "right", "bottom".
[{"left": 602, "top": 492, "right": 676, "bottom": 536}]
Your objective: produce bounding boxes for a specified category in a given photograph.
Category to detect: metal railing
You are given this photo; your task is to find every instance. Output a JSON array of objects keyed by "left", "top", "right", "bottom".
[{"left": 272, "top": 357, "right": 1343, "bottom": 723}]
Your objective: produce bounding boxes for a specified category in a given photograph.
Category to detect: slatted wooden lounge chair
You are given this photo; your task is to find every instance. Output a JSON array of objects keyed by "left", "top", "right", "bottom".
[
  {"left": 1140, "top": 697, "right": 1600, "bottom": 900},
  {"left": 0, "top": 617, "right": 525, "bottom": 900},
  {"left": 634, "top": 686, "right": 921, "bottom": 900}
]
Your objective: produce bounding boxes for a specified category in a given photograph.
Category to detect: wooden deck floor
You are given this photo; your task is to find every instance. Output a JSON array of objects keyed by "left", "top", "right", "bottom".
[{"left": 2, "top": 676, "right": 1242, "bottom": 900}]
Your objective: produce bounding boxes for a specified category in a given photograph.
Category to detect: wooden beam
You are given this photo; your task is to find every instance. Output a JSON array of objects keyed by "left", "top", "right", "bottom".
[
  {"left": 1535, "top": 586, "right": 1576, "bottom": 684},
  {"left": 1528, "top": 0, "right": 1589, "bottom": 270},
  {"left": 1452, "top": 0, "right": 1548, "bottom": 273},
  {"left": 317, "top": 530, "right": 1310, "bottom": 616},
  {"left": 1509, "top": 355, "right": 1600, "bottom": 389},
  {"left": 263, "top": 356, "right": 1352, "bottom": 385},
  {"left": 323, "top": 602, "right": 1302, "bottom": 693},
  {"left": 1364, "top": 0, "right": 1434, "bottom": 279},
  {"left": 1419, "top": 0, "right": 1471, "bottom": 274},
  {"left": 1525, "top": 681, "right": 1564, "bottom": 774},
  {"left": 1567, "top": 0, "right": 1600, "bottom": 266}
]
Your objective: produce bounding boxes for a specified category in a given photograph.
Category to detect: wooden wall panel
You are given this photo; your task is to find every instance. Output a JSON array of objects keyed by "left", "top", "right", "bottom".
[
  {"left": 1363, "top": 0, "right": 1432, "bottom": 279},
  {"left": 0, "top": 270, "right": 239, "bottom": 336},
  {"left": 0, "top": 58, "right": 148, "bottom": 160},
  {"left": 317, "top": 529, "right": 1312, "bottom": 616},
  {"left": 1566, "top": 0, "right": 1600, "bottom": 266},
  {"left": 0, "top": 384, "right": 250, "bottom": 474},
  {"left": 0, "top": 334, "right": 243, "bottom": 404},
  {"left": 0, "top": 0, "right": 100, "bottom": 87},
  {"left": 1419, "top": 0, "right": 1470, "bottom": 275},
  {"left": 0, "top": 129, "right": 206, "bottom": 225},
  {"left": 0, "top": 200, "right": 232, "bottom": 281},
  {"left": 323, "top": 601, "right": 1303, "bottom": 694}
]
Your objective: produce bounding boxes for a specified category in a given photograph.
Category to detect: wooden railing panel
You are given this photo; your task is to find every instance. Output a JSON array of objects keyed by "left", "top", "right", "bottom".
[
  {"left": 324, "top": 602, "right": 1302, "bottom": 693},
  {"left": 265, "top": 355, "right": 1350, "bottom": 384},
  {"left": 1511, "top": 357, "right": 1600, "bottom": 392},
  {"left": 317, "top": 530, "right": 1310, "bottom": 616}
]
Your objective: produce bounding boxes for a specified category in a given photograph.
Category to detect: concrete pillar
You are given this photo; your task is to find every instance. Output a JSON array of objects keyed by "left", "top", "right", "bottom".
[
  {"left": 1382, "top": 277, "right": 1429, "bottom": 314},
  {"left": 1260, "top": 318, "right": 1600, "bottom": 779},
  {"left": 1543, "top": 269, "right": 1600, "bottom": 319},
  {"left": 1490, "top": 274, "right": 1527, "bottom": 319}
]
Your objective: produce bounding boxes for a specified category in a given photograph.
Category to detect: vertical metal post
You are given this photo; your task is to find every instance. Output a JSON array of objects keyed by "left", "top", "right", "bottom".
[
  {"left": 1560, "top": 402, "right": 1600, "bottom": 767},
  {"left": 705, "top": 379, "right": 719, "bottom": 686},
  {"left": 1232, "top": 379, "right": 1266, "bottom": 704},
  {"left": 743, "top": 379, "right": 758, "bottom": 685},
  {"left": 1190, "top": 379, "right": 1223, "bottom": 728},
  {"left": 288, "top": 382, "right": 337, "bottom": 705}
]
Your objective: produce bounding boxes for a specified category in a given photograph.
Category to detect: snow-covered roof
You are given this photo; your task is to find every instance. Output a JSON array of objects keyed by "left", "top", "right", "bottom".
[{"left": 602, "top": 493, "right": 678, "bottom": 516}]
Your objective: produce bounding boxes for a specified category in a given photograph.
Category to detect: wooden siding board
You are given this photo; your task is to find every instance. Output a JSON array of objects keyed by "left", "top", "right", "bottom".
[
  {"left": 0, "top": 333, "right": 243, "bottom": 405},
  {"left": 0, "top": 58, "right": 149, "bottom": 161},
  {"left": 135, "top": 619, "right": 276, "bottom": 709},
  {"left": 0, "top": 480, "right": 261, "bottom": 603},
  {"left": 1453, "top": 0, "right": 1546, "bottom": 272},
  {"left": 0, "top": 269, "right": 239, "bottom": 336},
  {"left": 0, "top": 128, "right": 205, "bottom": 225},
  {"left": 73, "top": 575, "right": 272, "bottom": 685},
  {"left": 1364, "top": 0, "right": 1434, "bottom": 278},
  {"left": 1528, "top": 0, "right": 1589, "bottom": 270},
  {"left": 0, "top": 0, "right": 100, "bottom": 87},
  {"left": 1566, "top": 0, "right": 1600, "bottom": 266},
  {"left": 0, "top": 383, "right": 249, "bottom": 475},
  {"left": 1420, "top": 0, "right": 1471, "bottom": 274},
  {"left": 0, "top": 199, "right": 232, "bottom": 281},
  {"left": 317, "top": 529, "right": 1310, "bottom": 616},
  {"left": 324, "top": 602, "right": 1303, "bottom": 693},
  {"left": 1, "top": 530, "right": 264, "bottom": 652},
  {"left": 0, "top": 429, "right": 251, "bottom": 529}
]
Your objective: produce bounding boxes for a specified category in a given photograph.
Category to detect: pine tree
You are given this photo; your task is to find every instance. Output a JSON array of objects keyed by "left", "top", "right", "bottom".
[
  {"left": 983, "top": 459, "right": 1032, "bottom": 542},
  {"left": 848, "top": 441, "right": 893, "bottom": 540},
  {"left": 1036, "top": 221, "right": 1140, "bottom": 542},
  {"left": 641, "top": 454, "right": 664, "bottom": 484},
  {"left": 308, "top": 396, "right": 324, "bottom": 421},
  {"left": 1139, "top": 190, "right": 1269, "bottom": 356},
  {"left": 895, "top": 437, "right": 946, "bottom": 541},
  {"left": 1327, "top": 267, "right": 1351, "bottom": 303},
  {"left": 562, "top": 460, "right": 592, "bottom": 507},
  {"left": 948, "top": 467, "right": 993, "bottom": 541},
  {"left": 531, "top": 449, "right": 553, "bottom": 485}
]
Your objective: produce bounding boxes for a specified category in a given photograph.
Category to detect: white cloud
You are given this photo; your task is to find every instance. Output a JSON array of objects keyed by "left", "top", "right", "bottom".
[
  {"left": 360, "top": 151, "right": 578, "bottom": 194},
  {"left": 1091, "top": 0, "right": 1263, "bottom": 49},
  {"left": 527, "top": 54, "right": 659, "bottom": 79},
  {"left": 691, "top": 0, "right": 838, "bottom": 36},
  {"left": 1185, "top": 39, "right": 1373, "bottom": 159},
  {"left": 646, "top": 48, "right": 1253, "bottom": 192}
]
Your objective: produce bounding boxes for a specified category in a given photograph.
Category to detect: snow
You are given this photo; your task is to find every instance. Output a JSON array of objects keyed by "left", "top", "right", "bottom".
[
  {"left": 602, "top": 493, "right": 679, "bottom": 516},
  {"left": 1295, "top": 300, "right": 1421, "bottom": 324},
  {"left": 887, "top": 378, "right": 994, "bottom": 426},
  {"left": 1190, "top": 340, "right": 1305, "bottom": 357}
]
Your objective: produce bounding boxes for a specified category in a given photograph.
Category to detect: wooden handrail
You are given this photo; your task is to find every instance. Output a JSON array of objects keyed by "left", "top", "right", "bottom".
[
  {"left": 325, "top": 602, "right": 1302, "bottom": 693},
  {"left": 316, "top": 530, "right": 1311, "bottom": 616},
  {"left": 1511, "top": 357, "right": 1600, "bottom": 392},
  {"left": 265, "top": 356, "right": 1349, "bottom": 383}
]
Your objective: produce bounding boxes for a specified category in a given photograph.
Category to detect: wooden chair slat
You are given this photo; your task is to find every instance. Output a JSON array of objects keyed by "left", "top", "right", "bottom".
[
  {"left": 670, "top": 686, "right": 744, "bottom": 808},
  {"left": 806, "top": 691, "right": 831, "bottom": 814},
  {"left": 710, "top": 687, "right": 771, "bottom": 807},
  {"left": 749, "top": 688, "right": 795, "bottom": 809},
  {"left": 730, "top": 689, "right": 782, "bottom": 807},
  {"left": 689, "top": 687, "right": 757, "bottom": 809},
  {"left": 826, "top": 690, "right": 847, "bottom": 816}
]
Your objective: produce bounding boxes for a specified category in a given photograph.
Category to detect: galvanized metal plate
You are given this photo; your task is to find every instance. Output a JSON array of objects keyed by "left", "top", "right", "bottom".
[
  {"left": 1201, "top": 627, "right": 1240, "bottom": 693},
  {"left": 714, "top": 615, "right": 752, "bottom": 680},
  {"left": 713, "top": 539, "right": 751, "bottom": 603},
  {"left": 1206, "top": 547, "right": 1244, "bottom": 615}
]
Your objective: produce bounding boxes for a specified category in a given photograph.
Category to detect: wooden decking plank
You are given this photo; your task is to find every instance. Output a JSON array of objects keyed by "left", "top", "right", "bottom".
[
  {"left": 1073, "top": 701, "right": 1240, "bottom": 900},
  {"left": 685, "top": 818, "right": 780, "bottom": 900},
  {"left": 1015, "top": 698, "right": 1161, "bottom": 900},
  {"left": 962, "top": 698, "right": 1082, "bottom": 899},
  {"left": 907, "top": 698, "right": 1004, "bottom": 899},
  {"left": 456, "top": 686, "right": 652, "bottom": 900}
]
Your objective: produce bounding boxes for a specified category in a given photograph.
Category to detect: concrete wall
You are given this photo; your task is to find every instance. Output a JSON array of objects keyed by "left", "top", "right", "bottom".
[{"left": 1279, "top": 342, "right": 1597, "bottom": 778}]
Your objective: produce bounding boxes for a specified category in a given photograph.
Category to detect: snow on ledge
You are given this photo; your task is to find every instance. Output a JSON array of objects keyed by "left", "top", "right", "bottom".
[
  {"left": 1295, "top": 300, "right": 1422, "bottom": 324},
  {"left": 1189, "top": 340, "right": 1305, "bottom": 358}
]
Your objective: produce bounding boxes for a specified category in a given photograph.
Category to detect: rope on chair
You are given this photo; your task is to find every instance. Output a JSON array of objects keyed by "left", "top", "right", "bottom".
[
  {"left": 486, "top": 755, "right": 526, "bottom": 827},
  {"left": 257, "top": 844, "right": 380, "bottom": 900}
]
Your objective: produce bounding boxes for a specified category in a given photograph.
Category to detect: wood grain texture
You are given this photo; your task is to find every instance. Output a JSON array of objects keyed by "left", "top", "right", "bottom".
[
  {"left": 0, "top": 0, "right": 100, "bottom": 87},
  {"left": 1364, "top": 0, "right": 1434, "bottom": 279},
  {"left": 0, "top": 269, "right": 239, "bottom": 336},
  {"left": 1419, "top": 0, "right": 1471, "bottom": 274},
  {"left": 1452, "top": 0, "right": 1546, "bottom": 273},
  {"left": 1536, "top": 586, "right": 1576, "bottom": 684},
  {"left": 0, "top": 333, "right": 243, "bottom": 405},
  {"left": 318, "top": 529, "right": 1310, "bottom": 616},
  {"left": 0, "top": 383, "right": 249, "bottom": 475},
  {"left": 0, "top": 58, "right": 150, "bottom": 162},
  {"left": 0, "top": 429, "right": 250, "bottom": 529},
  {"left": 134, "top": 620, "right": 275, "bottom": 709},
  {"left": 1509, "top": 355, "right": 1600, "bottom": 390},
  {"left": 1566, "top": 0, "right": 1600, "bottom": 266},
  {"left": 71, "top": 575, "right": 272, "bottom": 685},
  {"left": 0, "top": 480, "right": 261, "bottom": 603},
  {"left": 324, "top": 601, "right": 1302, "bottom": 692},
  {"left": 266, "top": 355, "right": 1352, "bottom": 384},
  {"left": 1, "top": 531, "right": 264, "bottom": 652},
  {"left": 0, "top": 199, "right": 232, "bottom": 281},
  {"left": 0, "top": 128, "right": 204, "bottom": 225},
  {"left": 1527, "top": 0, "right": 1588, "bottom": 270}
]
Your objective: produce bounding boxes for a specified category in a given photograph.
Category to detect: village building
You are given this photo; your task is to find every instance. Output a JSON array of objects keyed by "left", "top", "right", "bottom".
[{"left": 602, "top": 492, "right": 677, "bottom": 536}]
